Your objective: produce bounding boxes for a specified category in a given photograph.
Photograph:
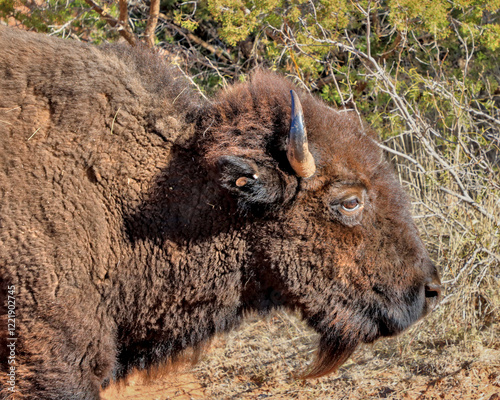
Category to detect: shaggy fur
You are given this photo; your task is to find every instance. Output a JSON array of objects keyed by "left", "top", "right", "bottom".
[{"left": 0, "top": 27, "right": 440, "bottom": 399}]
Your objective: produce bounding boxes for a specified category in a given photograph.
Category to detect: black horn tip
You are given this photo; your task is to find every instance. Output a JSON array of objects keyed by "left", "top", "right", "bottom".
[{"left": 290, "top": 90, "right": 302, "bottom": 117}]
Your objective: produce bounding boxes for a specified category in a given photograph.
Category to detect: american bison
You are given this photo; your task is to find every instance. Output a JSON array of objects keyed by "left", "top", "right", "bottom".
[{"left": 0, "top": 27, "right": 441, "bottom": 399}]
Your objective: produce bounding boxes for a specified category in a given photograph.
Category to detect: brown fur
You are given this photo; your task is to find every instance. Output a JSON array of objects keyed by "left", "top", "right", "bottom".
[{"left": 0, "top": 27, "right": 440, "bottom": 399}]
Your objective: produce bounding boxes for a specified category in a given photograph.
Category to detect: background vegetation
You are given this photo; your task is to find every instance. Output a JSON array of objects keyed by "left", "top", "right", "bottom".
[{"left": 2, "top": 1, "right": 499, "bottom": 398}]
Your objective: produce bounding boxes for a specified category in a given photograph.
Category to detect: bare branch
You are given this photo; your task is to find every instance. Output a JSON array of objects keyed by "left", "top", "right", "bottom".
[
  {"left": 118, "top": 0, "right": 128, "bottom": 24},
  {"left": 83, "top": 0, "right": 137, "bottom": 45},
  {"left": 376, "top": 142, "right": 426, "bottom": 172},
  {"left": 175, "top": 66, "right": 209, "bottom": 101},
  {"left": 438, "top": 186, "right": 498, "bottom": 225},
  {"left": 145, "top": 0, "right": 160, "bottom": 48}
]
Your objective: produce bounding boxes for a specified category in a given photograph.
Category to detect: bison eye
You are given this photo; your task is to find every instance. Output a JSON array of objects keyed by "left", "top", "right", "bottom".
[
  {"left": 328, "top": 189, "right": 365, "bottom": 225},
  {"left": 341, "top": 198, "right": 361, "bottom": 212}
]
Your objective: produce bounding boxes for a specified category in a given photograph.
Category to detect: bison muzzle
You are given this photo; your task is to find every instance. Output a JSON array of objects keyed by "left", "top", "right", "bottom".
[{"left": 0, "top": 27, "right": 441, "bottom": 399}]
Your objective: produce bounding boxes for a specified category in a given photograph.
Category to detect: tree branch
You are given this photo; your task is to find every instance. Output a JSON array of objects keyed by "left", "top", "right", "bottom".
[
  {"left": 83, "top": 0, "right": 137, "bottom": 46},
  {"left": 144, "top": 0, "right": 160, "bottom": 48},
  {"left": 118, "top": 0, "right": 128, "bottom": 24}
]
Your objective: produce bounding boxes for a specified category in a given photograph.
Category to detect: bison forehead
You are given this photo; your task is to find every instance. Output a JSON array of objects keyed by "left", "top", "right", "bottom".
[{"left": 303, "top": 108, "right": 384, "bottom": 179}]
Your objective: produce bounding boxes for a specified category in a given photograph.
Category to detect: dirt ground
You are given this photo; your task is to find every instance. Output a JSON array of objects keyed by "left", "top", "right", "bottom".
[{"left": 101, "top": 312, "right": 500, "bottom": 400}]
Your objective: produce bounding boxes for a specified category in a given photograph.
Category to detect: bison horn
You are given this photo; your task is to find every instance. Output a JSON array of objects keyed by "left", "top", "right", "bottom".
[{"left": 287, "top": 90, "right": 316, "bottom": 178}]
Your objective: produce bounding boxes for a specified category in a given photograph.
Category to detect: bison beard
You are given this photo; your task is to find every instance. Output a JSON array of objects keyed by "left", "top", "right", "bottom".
[
  {"left": 307, "top": 326, "right": 360, "bottom": 379},
  {"left": 0, "top": 27, "right": 441, "bottom": 399}
]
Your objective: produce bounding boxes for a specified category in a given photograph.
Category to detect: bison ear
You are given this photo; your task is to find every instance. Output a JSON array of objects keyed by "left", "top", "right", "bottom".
[{"left": 217, "top": 155, "right": 294, "bottom": 210}]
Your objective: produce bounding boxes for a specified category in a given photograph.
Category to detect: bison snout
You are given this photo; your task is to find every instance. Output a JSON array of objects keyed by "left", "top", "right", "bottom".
[
  {"left": 424, "top": 282, "right": 441, "bottom": 299},
  {"left": 422, "top": 268, "right": 441, "bottom": 314}
]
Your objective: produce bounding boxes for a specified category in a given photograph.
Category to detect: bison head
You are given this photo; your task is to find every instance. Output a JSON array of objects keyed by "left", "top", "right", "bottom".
[{"left": 201, "top": 71, "right": 440, "bottom": 378}]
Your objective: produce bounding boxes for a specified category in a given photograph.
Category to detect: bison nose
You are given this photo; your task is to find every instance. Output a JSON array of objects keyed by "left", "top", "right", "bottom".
[
  {"left": 422, "top": 265, "right": 441, "bottom": 315},
  {"left": 424, "top": 282, "right": 441, "bottom": 299},
  {"left": 423, "top": 280, "right": 441, "bottom": 315},
  {"left": 424, "top": 263, "right": 441, "bottom": 300}
]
